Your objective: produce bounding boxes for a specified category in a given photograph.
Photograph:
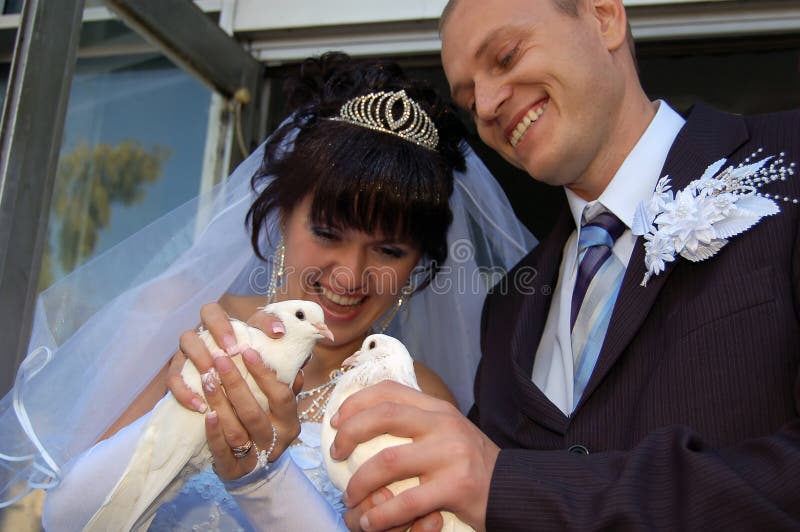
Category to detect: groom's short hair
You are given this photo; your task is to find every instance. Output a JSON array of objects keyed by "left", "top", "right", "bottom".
[
  {"left": 440, "top": 0, "right": 578, "bottom": 29},
  {"left": 439, "top": 0, "right": 637, "bottom": 64}
]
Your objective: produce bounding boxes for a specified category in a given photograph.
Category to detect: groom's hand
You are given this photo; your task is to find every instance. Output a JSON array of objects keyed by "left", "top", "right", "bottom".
[{"left": 331, "top": 381, "right": 498, "bottom": 531}]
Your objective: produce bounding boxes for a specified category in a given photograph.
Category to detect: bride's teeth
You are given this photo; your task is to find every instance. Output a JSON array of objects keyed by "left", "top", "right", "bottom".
[{"left": 320, "top": 285, "right": 362, "bottom": 306}]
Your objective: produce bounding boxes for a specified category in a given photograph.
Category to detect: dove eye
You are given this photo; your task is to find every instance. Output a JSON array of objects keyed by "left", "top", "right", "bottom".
[
  {"left": 368, "top": 340, "right": 376, "bottom": 349},
  {"left": 295, "top": 310, "right": 305, "bottom": 320}
]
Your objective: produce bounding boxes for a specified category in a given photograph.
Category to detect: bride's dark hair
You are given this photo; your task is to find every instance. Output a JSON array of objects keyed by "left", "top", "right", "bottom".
[{"left": 246, "top": 52, "right": 466, "bottom": 275}]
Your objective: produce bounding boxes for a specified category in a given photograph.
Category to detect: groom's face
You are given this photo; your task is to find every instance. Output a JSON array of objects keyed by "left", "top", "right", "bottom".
[{"left": 441, "top": 0, "right": 627, "bottom": 192}]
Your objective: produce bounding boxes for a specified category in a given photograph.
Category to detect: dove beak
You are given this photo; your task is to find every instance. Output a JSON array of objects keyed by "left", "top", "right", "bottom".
[
  {"left": 313, "top": 322, "right": 335, "bottom": 342},
  {"left": 341, "top": 350, "right": 361, "bottom": 368}
]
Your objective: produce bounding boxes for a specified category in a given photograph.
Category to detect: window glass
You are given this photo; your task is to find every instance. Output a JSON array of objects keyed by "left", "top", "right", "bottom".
[
  {"left": 2, "top": 0, "right": 22, "bottom": 14},
  {"left": 42, "top": 47, "right": 211, "bottom": 290}
]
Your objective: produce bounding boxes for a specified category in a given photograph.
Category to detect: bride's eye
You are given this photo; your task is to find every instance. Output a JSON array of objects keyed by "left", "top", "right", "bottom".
[
  {"left": 376, "top": 245, "right": 407, "bottom": 259},
  {"left": 311, "top": 226, "right": 340, "bottom": 242}
]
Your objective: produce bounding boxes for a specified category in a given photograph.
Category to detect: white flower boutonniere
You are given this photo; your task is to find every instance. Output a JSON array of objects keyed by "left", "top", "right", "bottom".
[{"left": 632, "top": 151, "right": 797, "bottom": 286}]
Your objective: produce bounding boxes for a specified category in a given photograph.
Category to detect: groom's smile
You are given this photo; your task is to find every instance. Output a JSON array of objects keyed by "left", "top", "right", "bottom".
[{"left": 506, "top": 98, "right": 549, "bottom": 147}]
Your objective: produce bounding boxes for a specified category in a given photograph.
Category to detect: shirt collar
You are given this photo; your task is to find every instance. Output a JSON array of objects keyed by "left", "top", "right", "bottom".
[{"left": 566, "top": 100, "right": 686, "bottom": 228}]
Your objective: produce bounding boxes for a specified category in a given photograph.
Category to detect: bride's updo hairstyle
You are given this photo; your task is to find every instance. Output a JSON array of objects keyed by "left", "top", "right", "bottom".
[{"left": 246, "top": 52, "right": 466, "bottom": 282}]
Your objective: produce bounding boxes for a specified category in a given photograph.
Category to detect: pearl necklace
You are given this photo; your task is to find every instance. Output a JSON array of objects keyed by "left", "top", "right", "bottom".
[{"left": 297, "top": 367, "right": 345, "bottom": 424}]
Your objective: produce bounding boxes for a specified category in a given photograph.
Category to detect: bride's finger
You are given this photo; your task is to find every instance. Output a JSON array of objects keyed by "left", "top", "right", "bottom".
[
  {"left": 179, "top": 329, "right": 214, "bottom": 373},
  {"left": 213, "top": 355, "right": 275, "bottom": 446},
  {"left": 169, "top": 331, "right": 216, "bottom": 412},
  {"left": 241, "top": 348, "right": 301, "bottom": 457},
  {"left": 201, "top": 361, "right": 252, "bottom": 450},
  {"left": 241, "top": 349, "right": 297, "bottom": 420},
  {"left": 200, "top": 302, "right": 239, "bottom": 355},
  {"left": 205, "top": 411, "right": 255, "bottom": 480}
]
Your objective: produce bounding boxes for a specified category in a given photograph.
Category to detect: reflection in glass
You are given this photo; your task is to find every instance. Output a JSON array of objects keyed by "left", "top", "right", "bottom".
[{"left": 42, "top": 54, "right": 211, "bottom": 289}]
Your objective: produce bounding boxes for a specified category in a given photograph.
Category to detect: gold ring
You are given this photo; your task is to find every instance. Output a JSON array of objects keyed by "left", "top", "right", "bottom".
[{"left": 231, "top": 440, "right": 253, "bottom": 459}]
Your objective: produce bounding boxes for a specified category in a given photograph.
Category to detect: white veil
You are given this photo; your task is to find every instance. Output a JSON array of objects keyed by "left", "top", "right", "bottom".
[{"left": 0, "top": 122, "right": 536, "bottom": 507}]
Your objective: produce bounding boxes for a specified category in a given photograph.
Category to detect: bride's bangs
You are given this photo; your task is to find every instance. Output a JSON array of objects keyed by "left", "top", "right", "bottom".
[{"left": 306, "top": 124, "right": 453, "bottom": 261}]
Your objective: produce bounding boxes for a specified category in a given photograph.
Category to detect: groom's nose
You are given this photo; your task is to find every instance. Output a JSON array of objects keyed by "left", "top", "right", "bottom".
[{"left": 474, "top": 76, "right": 511, "bottom": 122}]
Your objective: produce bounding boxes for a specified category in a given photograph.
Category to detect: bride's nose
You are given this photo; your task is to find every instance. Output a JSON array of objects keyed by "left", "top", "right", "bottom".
[{"left": 330, "top": 245, "right": 366, "bottom": 292}]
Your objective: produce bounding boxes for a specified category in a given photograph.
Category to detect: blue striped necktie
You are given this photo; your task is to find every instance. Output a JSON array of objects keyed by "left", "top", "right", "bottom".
[{"left": 571, "top": 211, "right": 627, "bottom": 407}]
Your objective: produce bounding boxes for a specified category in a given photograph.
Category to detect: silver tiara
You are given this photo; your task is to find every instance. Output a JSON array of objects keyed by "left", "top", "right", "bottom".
[{"left": 333, "top": 90, "right": 439, "bottom": 151}]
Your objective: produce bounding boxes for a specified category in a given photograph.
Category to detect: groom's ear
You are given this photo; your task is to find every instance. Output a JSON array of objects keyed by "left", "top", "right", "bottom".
[{"left": 589, "top": 0, "right": 628, "bottom": 53}]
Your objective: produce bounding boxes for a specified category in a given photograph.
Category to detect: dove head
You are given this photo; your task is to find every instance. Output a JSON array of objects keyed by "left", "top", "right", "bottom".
[
  {"left": 341, "top": 333, "right": 417, "bottom": 387},
  {"left": 261, "top": 300, "right": 334, "bottom": 382}
]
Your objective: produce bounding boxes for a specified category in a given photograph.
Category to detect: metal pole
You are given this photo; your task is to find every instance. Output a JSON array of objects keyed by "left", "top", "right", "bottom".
[{"left": 0, "top": 0, "right": 86, "bottom": 395}]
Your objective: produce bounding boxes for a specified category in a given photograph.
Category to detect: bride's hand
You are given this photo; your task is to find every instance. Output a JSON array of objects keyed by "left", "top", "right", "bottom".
[
  {"left": 166, "top": 302, "right": 301, "bottom": 479},
  {"left": 167, "top": 302, "right": 242, "bottom": 413},
  {"left": 166, "top": 302, "right": 288, "bottom": 412},
  {"left": 202, "top": 347, "right": 303, "bottom": 480}
]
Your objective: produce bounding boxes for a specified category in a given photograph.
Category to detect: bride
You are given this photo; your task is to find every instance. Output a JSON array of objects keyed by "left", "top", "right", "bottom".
[{"left": 0, "top": 52, "right": 535, "bottom": 530}]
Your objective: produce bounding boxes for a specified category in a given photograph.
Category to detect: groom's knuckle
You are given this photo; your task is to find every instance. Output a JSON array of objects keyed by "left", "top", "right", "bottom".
[
  {"left": 377, "top": 400, "right": 401, "bottom": 419},
  {"left": 396, "top": 488, "right": 422, "bottom": 514},
  {"left": 377, "top": 446, "right": 401, "bottom": 470}
]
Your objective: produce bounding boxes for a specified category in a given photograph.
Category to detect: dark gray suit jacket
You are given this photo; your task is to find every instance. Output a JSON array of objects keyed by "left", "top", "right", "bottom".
[{"left": 474, "top": 104, "right": 800, "bottom": 530}]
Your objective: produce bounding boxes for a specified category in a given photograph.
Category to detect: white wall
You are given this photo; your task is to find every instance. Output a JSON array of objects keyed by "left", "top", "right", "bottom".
[{"left": 233, "top": 0, "right": 730, "bottom": 31}]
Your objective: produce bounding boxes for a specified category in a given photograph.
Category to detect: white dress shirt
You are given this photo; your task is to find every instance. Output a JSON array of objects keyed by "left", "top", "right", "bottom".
[{"left": 531, "top": 101, "right": 686, "bottom": 415}]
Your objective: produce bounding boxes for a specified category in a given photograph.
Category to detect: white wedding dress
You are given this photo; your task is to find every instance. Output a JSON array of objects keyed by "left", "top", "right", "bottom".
[{"left": 42, "top": 418, "right": 346, "bottom": 531}]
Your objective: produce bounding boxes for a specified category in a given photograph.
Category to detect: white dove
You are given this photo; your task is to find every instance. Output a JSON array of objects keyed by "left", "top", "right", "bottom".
[
  {"left": 84, "top": 300, "right": 333, "bottom": 532},
  {"left": 321, "top": 333, "right": 474, "bottom": 532}
]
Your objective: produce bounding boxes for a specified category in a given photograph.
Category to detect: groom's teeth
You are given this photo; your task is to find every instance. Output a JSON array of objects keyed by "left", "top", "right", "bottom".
[{"left": 509, "top": 102, "right": 548, "bottom": 147}]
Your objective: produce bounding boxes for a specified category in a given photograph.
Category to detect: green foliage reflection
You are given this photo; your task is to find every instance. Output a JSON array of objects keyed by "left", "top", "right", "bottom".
[{"left": 40, "top": 140, "right": 171, "bottom": 290}]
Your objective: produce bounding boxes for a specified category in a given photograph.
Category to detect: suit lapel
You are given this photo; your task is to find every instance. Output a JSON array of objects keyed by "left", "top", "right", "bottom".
[
  {"left": 576, "top": 104, "right": 751, "bottom": 409},
  {"left": 509, "top": 208, "right": 574, "bottom": 432}
]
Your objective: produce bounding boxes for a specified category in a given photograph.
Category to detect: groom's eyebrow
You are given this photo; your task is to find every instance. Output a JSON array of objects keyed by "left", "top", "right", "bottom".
[{"left": 475, "top": 26, "right": 506, "bottom": 59}]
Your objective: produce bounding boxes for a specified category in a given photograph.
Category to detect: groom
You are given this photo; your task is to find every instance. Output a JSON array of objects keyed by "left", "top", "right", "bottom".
[{"left": 332, "top": 0, "right": 800, "bottom": 530}]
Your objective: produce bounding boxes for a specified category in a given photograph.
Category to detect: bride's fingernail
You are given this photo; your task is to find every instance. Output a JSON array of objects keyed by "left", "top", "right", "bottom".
[
  {"left": 271, "top": 321, "right": 286, "bottom": 335},
  {"left": 330, "top": 413, "right": 339, "bottom": 427},
  {"left": 371, "top": 492, "right": 387, "bottom": 505},
  {"left": 191, "top": 397, "right": 207, "bottom": 413},
  {"left": 206, "top": 410, "right": 218, "bottom": 425},
  {"left": 211, "top": 349, "right": 227, "bottom": 359},
  {"left": 222, "top": 334, "right": 237, "bottom": 350},
  {"left": 243, "top": 348, "right": 260, "bottom": 365},
  {"left": 215, "top": 355, "right": 233, "bottom": 374},
  {"left": 360, "top": 514, "right": 372, "bottom": 532}
]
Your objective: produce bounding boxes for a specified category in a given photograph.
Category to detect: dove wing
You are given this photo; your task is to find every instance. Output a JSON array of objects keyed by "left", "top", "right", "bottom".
[
  {"left": 84, "top": 390, "right": 207, "bottom": 531},
  {"left": 84, "top": 331, "right": 224, "bottom": 531}
]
